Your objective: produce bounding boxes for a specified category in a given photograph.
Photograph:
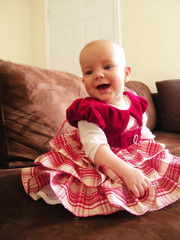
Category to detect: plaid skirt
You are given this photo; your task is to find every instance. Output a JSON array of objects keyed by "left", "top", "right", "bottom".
[{"left": 21, "top": 129, "right": 180, "bottom": 217}]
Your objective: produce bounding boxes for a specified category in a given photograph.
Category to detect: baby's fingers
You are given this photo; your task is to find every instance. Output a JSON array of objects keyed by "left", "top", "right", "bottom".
[
  {"left": 138, "top": 183, "right": 146, "bottom": 197},
  {"left": 130, "top": 179, "right": 150, "bottom": 198},
  {"left": 130, "top": 184, "right": 140, "bottom": 198},
  {"left": 141, "top": 179, "right": 150, "bottom": 191}
]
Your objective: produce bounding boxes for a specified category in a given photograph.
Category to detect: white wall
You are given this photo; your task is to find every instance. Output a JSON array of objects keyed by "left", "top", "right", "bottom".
[
  {"left": 30, "top": 0, "right": 46, "bottom": 67},
  {"left": 0, "top": 0, "right": 32, "bottom": 64},
  {"left": 120, "top": 0, "right": 180, "bottom": 92},
  {"left": 0, "top": 0, "right": 46, "bottom": 67},
  {"left": 1, "top": 0, "right": 180, "bottom": 92}
]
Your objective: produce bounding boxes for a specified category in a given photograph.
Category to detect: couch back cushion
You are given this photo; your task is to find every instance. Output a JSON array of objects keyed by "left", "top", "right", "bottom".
[
  {"left": 0, "top": 60, "right": 87, "bottom": 167},
  {"left": 0, "top": 60, "right": 156, "bottom": 168},
  {"left": 156, "top": 80, "right": 180, "bottom": 132}
]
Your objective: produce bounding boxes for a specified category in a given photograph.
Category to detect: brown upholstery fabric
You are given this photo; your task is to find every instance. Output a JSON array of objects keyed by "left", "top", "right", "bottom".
[
  {"left": 125, "top": 81, "right": 157, "bottom": 131},
  {"left": 154, "top": 130, "right": 180, "bottom": 156},
  {"left": 156, "top": 80, "right": 180, "bottom": 133},
  {"left": 0, "top": 60, "right": 87, "bottom": 167},
  {"left": 0, "top": 169, "right": 180, "bottom": 240}
]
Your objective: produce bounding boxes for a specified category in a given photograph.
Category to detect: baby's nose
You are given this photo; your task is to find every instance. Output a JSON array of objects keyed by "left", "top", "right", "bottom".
[{"left": 94, "top": 70, "right": 104, "bottom": 80}]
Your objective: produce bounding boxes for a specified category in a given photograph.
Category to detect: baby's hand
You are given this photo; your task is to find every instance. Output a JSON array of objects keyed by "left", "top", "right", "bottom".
[{"left": 121, "top": 167, "right": 150, "bottom": 198}]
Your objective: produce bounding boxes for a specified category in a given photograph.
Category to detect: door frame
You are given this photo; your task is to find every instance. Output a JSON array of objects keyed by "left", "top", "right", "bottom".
[{"left": 44, "top": 0, "right": 121, "bottom": 68}]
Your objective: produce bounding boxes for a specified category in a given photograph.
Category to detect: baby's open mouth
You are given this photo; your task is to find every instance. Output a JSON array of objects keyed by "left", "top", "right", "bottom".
[{"left": 97, "top": 84, "right": 111, "bottom": 90}]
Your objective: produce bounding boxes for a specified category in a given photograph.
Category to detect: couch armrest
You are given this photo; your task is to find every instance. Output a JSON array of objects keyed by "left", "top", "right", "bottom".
[
  {"left": 156, "top": 79, "right": 180, "bottom": 132},
  {"left": 125, "top": 81, "right": 157, "bottom": 131}
]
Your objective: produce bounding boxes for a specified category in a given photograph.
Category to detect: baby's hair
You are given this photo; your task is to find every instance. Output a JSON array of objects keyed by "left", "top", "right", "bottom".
[{"left": 79, "top": 39, "right": 127, "bottom": 67}]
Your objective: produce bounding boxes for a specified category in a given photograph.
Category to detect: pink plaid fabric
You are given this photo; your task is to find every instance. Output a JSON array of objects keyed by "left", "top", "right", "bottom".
[{"left": 22, "top": 130, "right": 180, "bottom": 217}]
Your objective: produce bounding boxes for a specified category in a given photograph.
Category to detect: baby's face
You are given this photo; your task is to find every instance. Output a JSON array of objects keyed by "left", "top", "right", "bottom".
[{"left": 79, "top": 40, "right": 129, "bottom": 106}]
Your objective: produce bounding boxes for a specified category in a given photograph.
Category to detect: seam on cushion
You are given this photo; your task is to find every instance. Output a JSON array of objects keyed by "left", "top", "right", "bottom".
[{"left": 0, "top": 79, "right": 11, "bottom": 167}]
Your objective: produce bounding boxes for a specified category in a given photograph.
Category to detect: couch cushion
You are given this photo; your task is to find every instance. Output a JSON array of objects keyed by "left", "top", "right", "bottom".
[
  {"left": 0, "top": 60, "right": 87, "bottom": 168},
  {"left": 125, "top": 81, "right": 157, "bottom": 131},
  {"left": 0, "top": 169, "right": 180, "bottom": 240},
  {"left": 154, "top": 130, "right": 180, "bottom": 157},
  {"left": 156, "top": 80, "right": 180, "bottom": 132}
]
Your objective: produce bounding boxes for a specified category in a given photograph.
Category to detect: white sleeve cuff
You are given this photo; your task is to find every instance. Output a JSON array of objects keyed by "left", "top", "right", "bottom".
[{"left": 78, "top": 120, "right": 109, "bottom": 162}]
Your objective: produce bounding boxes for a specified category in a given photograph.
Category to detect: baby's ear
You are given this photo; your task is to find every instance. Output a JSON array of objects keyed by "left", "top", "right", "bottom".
[{"left": 124, "top": 65, "right": 131, "bottom": 82}]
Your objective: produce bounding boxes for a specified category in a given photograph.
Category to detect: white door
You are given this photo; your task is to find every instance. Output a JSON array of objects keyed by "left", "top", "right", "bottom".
[{"left": 45, "top": 0, "right": 121, "bottom": 76}]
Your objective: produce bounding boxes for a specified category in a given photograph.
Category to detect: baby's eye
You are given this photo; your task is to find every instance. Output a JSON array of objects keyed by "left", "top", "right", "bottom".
[
  {"left": 85, "top": 70, "right": 93, "bottom": 75},
  {"left": 104, "top": 65, "right": 112, "bottom": 70}
]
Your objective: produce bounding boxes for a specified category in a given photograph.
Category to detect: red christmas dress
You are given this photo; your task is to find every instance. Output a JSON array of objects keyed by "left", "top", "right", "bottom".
[{"left": 22, "top": 92, "right": 180, "bottom": 217}]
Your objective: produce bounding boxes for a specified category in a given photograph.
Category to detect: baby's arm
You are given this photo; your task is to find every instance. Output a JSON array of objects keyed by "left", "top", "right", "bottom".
[
  {"left": 78, "top": 121, "right": 150, "bottom": 198},
  {"left": 94, "top": 144, "right": 150, "bottom": 198}
]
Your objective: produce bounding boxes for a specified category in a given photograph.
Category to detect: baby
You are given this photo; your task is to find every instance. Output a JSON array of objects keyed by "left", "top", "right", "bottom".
[
  {"left": 76, "top": 40, "right": 150, "bottom": 198},
  {"left": 22, "top": 40, "right": 180, "bottom": 217}
]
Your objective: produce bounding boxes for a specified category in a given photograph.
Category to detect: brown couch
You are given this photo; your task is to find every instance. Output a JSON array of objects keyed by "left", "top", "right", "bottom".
[{"left": 0, "top": 60, "right": 180, "bottom": 240}]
